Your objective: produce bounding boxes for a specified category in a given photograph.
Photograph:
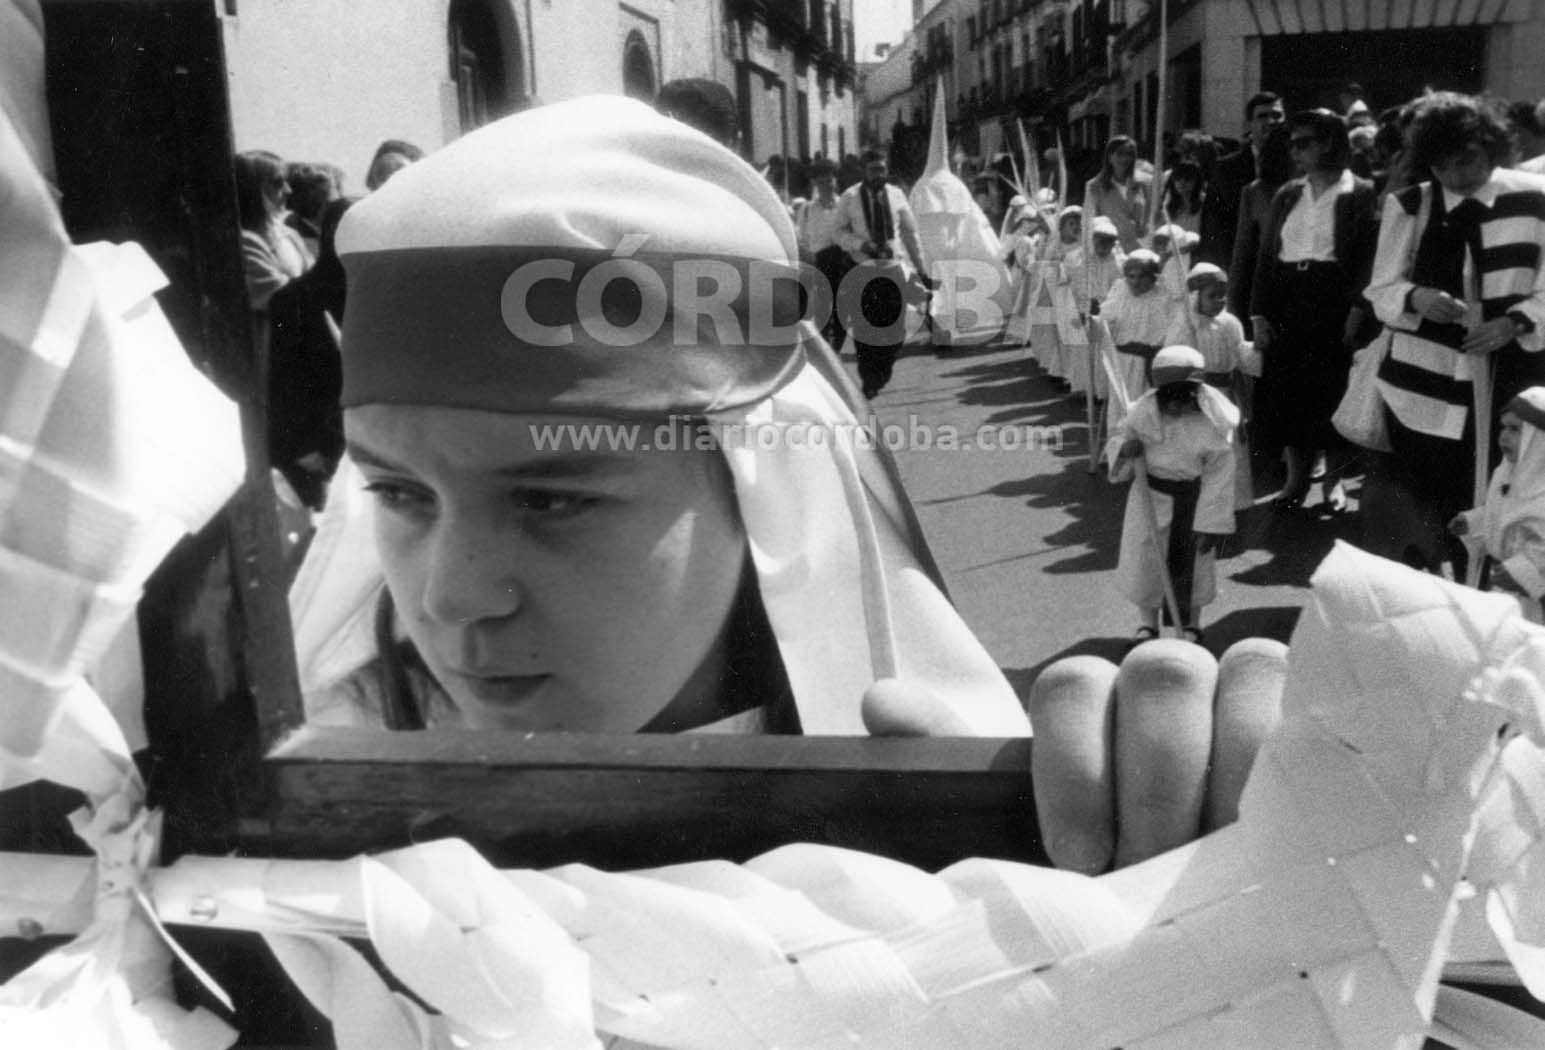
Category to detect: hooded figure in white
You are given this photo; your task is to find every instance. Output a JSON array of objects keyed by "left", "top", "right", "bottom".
[{"left": 907, "top": 81, "right": 1013, "bottom": 346}]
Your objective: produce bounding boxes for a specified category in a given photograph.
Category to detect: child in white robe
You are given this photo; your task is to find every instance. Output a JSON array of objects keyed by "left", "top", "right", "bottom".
[
  {"left": 1027, "top": 206, "right": 1084, "bottom": 384},
  {"left": 1451, "top": 387, "right": 1545, "bottom": 623},
  {"left": 1074, "top": 217, "right": 1125, "bottom": 398},
  {"left": 998, "top": 196, "right": 1034, "bottom": 304},
  {"left": 1165, "top": 263, "right": 1260, "bottom": 509},
  {"left": 1100, "top": 249, "right": 1176, "bottom": 410},
  {"left": 1003, "top": 209, "right": 1049, "bottom": 346},
  {"left": 1106, "top": 346, "right": 1239, "bottom": 643}
]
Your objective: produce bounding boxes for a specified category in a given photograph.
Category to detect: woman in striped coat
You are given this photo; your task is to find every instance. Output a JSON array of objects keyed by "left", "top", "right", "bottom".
[{"left": 1365, "top": 92, "right": 1545, "bottom": 573}]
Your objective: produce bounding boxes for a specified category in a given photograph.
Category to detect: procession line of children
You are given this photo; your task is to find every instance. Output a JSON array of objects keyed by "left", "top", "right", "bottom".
[{"left": 1000, "top": 201, "right": 1259, "bottom": 641}]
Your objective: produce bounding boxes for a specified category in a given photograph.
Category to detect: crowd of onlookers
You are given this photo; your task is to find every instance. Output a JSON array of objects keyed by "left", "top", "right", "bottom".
[
  {"left": 235, "top": 138, "right": 423, "bottom": 511},
  {"left": 970, "top": 85, "right": 1545, "bottom": 631}
]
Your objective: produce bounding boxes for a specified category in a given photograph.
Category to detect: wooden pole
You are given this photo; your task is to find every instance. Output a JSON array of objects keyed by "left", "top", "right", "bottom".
[
  {"left": 1467, "top": 351, "right": 1493, "bottom": 588},
  {"left": 1146, "top": 0, "right": 1169, "bottom": 242}
]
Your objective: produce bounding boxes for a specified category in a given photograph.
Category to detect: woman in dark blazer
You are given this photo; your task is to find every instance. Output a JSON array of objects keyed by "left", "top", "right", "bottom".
[{"left": 1249, "top": 109, "right": 1379, "bottom": 510}]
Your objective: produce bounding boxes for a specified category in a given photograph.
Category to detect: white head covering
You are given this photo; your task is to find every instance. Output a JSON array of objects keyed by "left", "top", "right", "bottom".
[
  {"left": 1185, "top": 262, "right": 1227, "bottom": 292},
  {"left": 291, "top": 96, "right": 1027, "bottom": 736},
  {"left": 1123, "top": 248, "right": 1162, "bottom": 276},
  {"left": 1491, "top": 388, "right": 1545, "bottom": 535},
  {"left": 1120, "top": 345, "right": 1240, "bottom": 446}
]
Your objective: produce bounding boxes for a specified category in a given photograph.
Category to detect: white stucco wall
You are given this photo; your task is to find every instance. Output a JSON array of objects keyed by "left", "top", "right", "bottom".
[
  {"left": 222, "top": 0, "right": 467, "bottom": 192},
  {"left": 226, "top": 0, "right": 851, "bottom": 186}
]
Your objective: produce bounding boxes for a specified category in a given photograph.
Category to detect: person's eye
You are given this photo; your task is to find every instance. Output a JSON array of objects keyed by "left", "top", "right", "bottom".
[
  {"left": 362, "top": 479, "right": 435, "bottom": 515},
  {"left": 514, "top": 489, "right": 601, "bottom": 517}
]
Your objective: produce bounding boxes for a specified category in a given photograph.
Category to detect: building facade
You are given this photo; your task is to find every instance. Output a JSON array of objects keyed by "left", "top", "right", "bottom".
[
  {"left": 1107, "top": 0, "right": 1545, "bottom": 153},
  {"left": 221, "top": 0, "right": 857, "bottom": 189},
  {"left": 861, "top": 0, "right": 1545, "bottom": 181}
]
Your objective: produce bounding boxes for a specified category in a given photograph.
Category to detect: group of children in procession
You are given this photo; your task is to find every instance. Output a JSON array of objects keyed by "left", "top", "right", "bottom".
[
  {"left": 998, "top": 191, "right": 1262, "bottom": 642},
  {"left": 997, "top": 186, "right": 1545, "bottom": 638}
]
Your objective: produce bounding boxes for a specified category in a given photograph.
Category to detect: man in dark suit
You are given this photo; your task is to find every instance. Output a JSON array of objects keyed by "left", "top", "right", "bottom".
[{"left": 1198, "top": 91, "right": 1285, "bottom": 268}]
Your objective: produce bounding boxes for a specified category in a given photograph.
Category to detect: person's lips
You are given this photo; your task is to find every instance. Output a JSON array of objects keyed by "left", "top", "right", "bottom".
[{"left": 444, "top": 670, "right": 551, "bottom": 707}]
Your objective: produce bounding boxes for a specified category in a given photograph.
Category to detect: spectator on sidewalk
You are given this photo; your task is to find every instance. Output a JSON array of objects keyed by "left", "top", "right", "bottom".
[{"left": 835, "top": 149, "right": 933, "bottom": 399}]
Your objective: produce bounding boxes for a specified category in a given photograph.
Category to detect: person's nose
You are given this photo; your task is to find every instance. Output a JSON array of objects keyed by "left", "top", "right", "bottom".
[{"left": 419, "top": 512, "right": 522, "bottom": 626}]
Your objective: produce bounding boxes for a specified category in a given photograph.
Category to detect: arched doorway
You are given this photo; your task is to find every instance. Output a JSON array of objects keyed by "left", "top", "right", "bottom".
[
  {"left": 448, "top": 0, "right": 527, "bottom": 132},
  {"left": 622, "top": 30, "right": 656, "bottom": 101}
]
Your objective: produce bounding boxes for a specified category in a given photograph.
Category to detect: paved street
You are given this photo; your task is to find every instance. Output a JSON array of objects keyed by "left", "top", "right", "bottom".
[{"left": 848, "top": 335, "right": 1368, "bottom": 700}]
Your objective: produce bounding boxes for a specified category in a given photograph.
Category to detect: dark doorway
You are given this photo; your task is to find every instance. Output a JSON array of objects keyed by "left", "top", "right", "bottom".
[
  {"left": 1261, "top": 28, "right": 1487, "bottom": 115},
  {"left": 449, "top": 0, "right": 523, "bottom": 132}
]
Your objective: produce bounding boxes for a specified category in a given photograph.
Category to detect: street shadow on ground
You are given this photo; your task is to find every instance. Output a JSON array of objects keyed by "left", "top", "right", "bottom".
[
  {"left": 937, "top": 358, "right": 1124, "bottom": 574},
  {"left": 1227, "top": 478, "right": 1368, "bottom": 590},
  {"left": 999, "top": 604, "right": 1302, "bottom": 705}
]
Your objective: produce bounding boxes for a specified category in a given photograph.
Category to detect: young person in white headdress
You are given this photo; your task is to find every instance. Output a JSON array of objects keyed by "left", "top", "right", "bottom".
[
  {"left": 1106, "top": 346, "right": 1239, "bottom": 643},
  {"left": 284, "top": 95, "right": 1285, "bottom": 874},
  {"left": 290, "top": 97, "right": 1017, "bottom": 737},
  {"left": 1023, "top": 205, "right": 1085, "bottom": 387},
  {"left": 1100, "top": 249, "right": 1177, "bottom": 410},
  {"left": 1002, "top": 204, "right": 1050, "bottom": 347},
  {"left": 1451, "top": 387, "right": 1545, "bottom": 622},
  {"left": 1081, "top": 216, "right": 1130, "bottom": 401},
  {"left": 1165, "top": 263, "right": 1261, "bottom": 509},
  {"left": 994, "top": 196, "right": 1044, "bottom": 325}
]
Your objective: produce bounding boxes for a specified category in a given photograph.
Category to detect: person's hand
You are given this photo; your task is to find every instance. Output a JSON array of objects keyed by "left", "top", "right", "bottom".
[
  {"left": 1410, "top": 286, "right": 1467, "bottom": 325},
  {"left": 860, "top": 678, "right": 975, "bottom": 737},
  {"left": 1462, "top": 316, "right": 1516, "bottom": 355},
  {"left": 1449, "top": 514, "right": 1469, "bottom": 537},
  {"left": 1251, "top": 316, "right": 1274, "bottom": 352},
  {"left": 1028, "top": 639, "right": 1288, "bottom": 873},
  {"left": 1491, "top": 564, "right": 1519, "bottom": 593}
]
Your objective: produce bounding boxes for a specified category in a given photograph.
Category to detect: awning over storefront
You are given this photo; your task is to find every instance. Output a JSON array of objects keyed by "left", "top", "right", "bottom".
[{"left": 1245, "top": 0, "right": 1533, "bottom": 34}]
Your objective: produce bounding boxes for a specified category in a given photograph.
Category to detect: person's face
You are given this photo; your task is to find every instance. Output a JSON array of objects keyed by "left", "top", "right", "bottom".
[
  {"left": 1123, "top": 263, "right": 1156, "bottom": 295},
  {"left": 346, "top": 404, "right": 748, "bottom": 732},
  {"left": 1430, "top": 143, "right": 1495, "bottom": 197},
  {"left": 1093, "top": 234, "right": 1117, "bottom": 258},
  {"left": 1060, "top": 216, "right": 1081, "bottom": 243},
  {"left": 813, "top": 174, "right": 837, "bottom": 199},
  {"left": 1289, "top": 126, "right": 1327, "bottom": 175},
  {"left": 863, "top": 160, "right": 888, "bottom": 189},
  {"left": 1158, "top": 384, "right": 1198, "bottom": 417},
  {"left": 263, "top": 172, "right": 290, "bottom": 216},
  {"left": 1110, "top": 144, "right": 1137, "bottom": 178},
  {"left": 1250, "top": 101, "right": 1287, "bottom": 144},
  {"left": 1196, "top": 282, "right": 1228, "bottom": 317},
  {"left": 1500, "top": 410, "right": 1524, "bottom": 463},
  {"left": 1152, "top": 235, "right": 1173, "bottom": 261}
]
